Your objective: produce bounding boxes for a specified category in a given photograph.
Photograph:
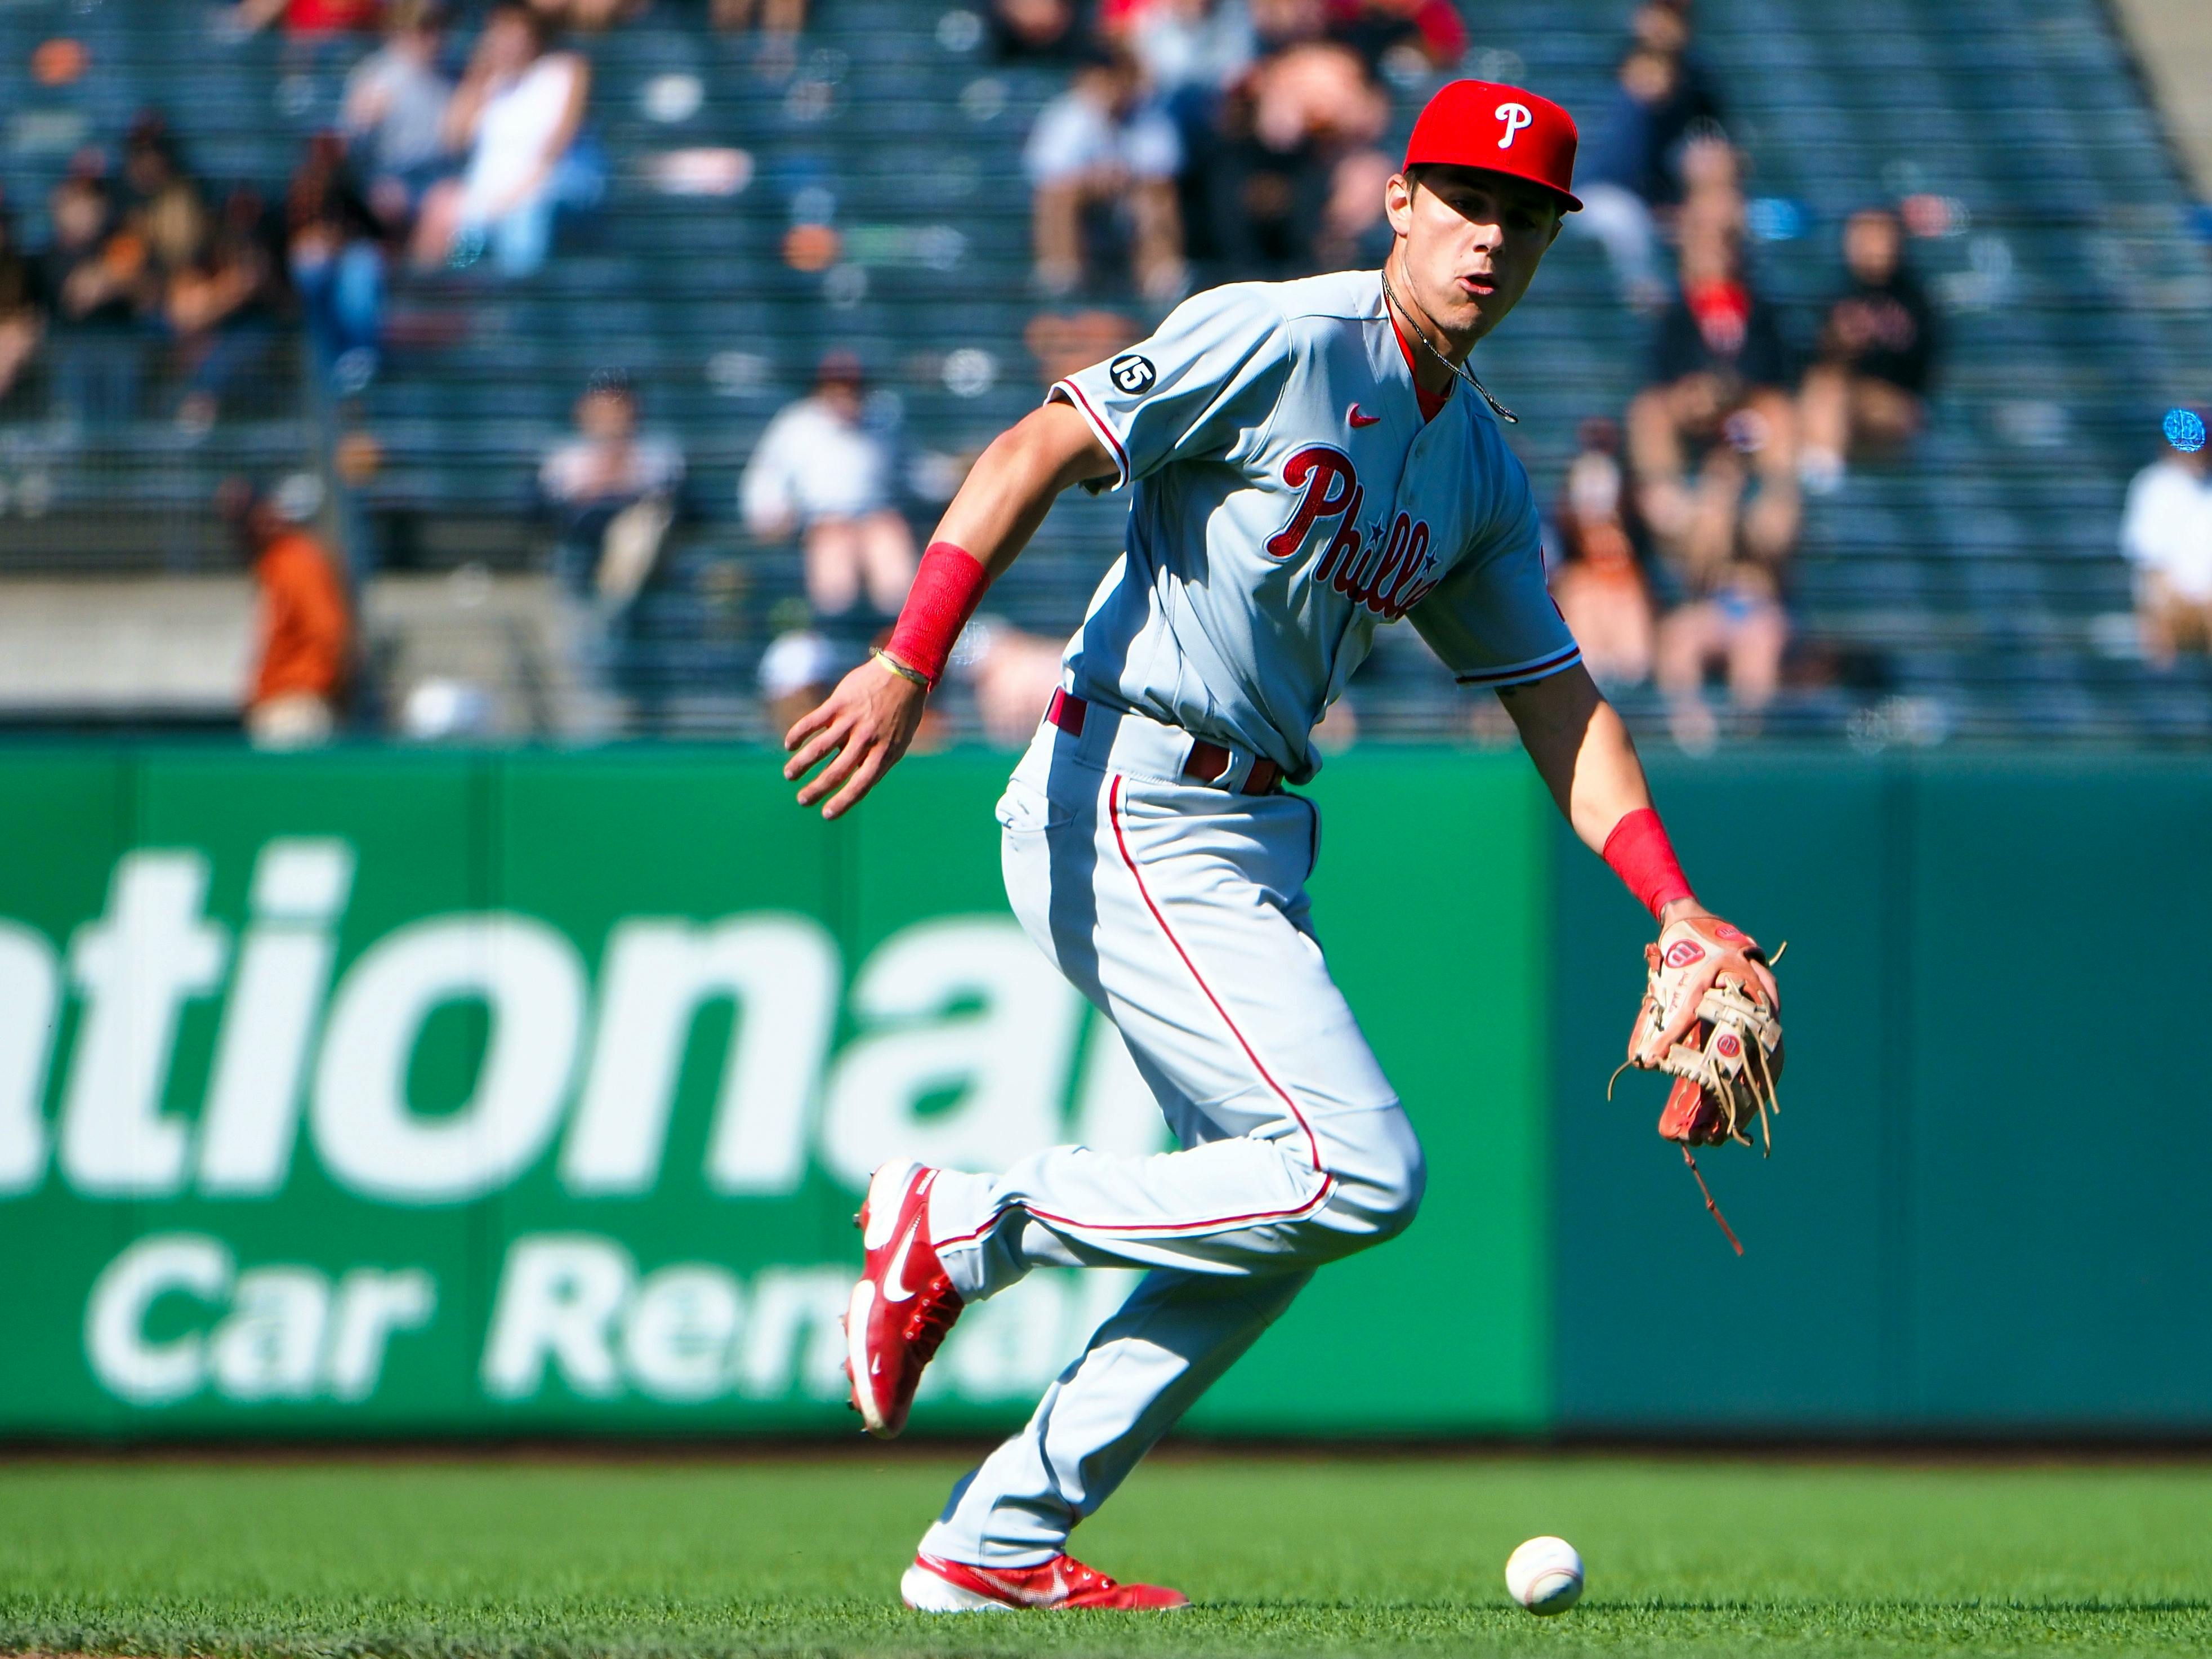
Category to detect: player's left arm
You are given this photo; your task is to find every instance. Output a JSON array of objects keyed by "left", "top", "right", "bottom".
[
  {"left": 1407, "top": 451, "right": 1777, "bottom": 1049},
  {"left": 1499, "top": 664, "right": 1778, "bottom": 1047}
]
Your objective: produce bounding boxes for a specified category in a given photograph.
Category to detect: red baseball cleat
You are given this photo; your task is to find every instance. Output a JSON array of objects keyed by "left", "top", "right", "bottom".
[
  {"left": 900, "top": 1551, "right": 1191, "bottom": 1612},
  {"left": 845, "top": 1161, "right": 964, "bottom": 1438}
]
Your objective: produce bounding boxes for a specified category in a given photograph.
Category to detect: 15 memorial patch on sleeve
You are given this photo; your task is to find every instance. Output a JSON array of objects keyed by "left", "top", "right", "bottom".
[{"left": 1109, "top": 355, "right": 1157, "bottom": 395}]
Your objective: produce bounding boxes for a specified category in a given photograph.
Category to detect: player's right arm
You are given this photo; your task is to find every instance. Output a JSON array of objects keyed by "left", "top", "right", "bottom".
[
  {"left": 781, "top": 399, "right": 1113, "bottom": 820},
  {"left": 924, "top": 400, "right": 1119, "bottom": 585}
]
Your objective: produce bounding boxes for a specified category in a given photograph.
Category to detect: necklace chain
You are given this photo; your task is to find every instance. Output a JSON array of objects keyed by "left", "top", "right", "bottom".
[{"left": 1379, "top": 266, "right": 1518, "bottom": 425}]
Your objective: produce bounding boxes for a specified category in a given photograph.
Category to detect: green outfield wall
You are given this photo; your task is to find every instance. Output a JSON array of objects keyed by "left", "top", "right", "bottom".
[
  {"left": 0, "top": 746, "right": 2203, "bottom": 1439},
  {"left": 0, "top": 747, "right": 1547, "bottom": 1439},
  {"left": 1556, "top": 752, "right": 2212, "bottom": 1433}
]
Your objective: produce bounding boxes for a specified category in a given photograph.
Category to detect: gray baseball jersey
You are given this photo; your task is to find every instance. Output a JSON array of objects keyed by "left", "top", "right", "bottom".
[{"left": 1048, "top": 268, "right": 1580, "bottom": 782}]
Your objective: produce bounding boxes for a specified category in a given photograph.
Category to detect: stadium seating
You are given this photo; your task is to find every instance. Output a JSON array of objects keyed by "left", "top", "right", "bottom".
[{"left": 0, "top": 0, "right": 2209, "bottom": 741}]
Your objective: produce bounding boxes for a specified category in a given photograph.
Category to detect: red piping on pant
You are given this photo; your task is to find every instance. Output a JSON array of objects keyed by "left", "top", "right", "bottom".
[
  {"left": 1108, "top": 771, "right": 1331, "bottom": 1175},
  {"left": 935, "top": 775, "right": 1337, "bottom": 1253},
  {"left": 934, "top": 1179, "right": 1332, "bottom": 1251}
]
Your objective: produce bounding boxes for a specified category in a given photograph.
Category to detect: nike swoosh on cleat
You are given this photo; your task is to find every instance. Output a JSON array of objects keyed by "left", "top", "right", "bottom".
[
  {"left": 880, "top": 1214, "right": 922, "bottom": 1302},
  {"left": 1348, "top": 404, "right": 1381, "bottom": 427}
]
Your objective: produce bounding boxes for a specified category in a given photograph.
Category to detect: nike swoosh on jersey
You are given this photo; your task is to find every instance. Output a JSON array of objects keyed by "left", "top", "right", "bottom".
[
  {"left": 880, "top": 1214, "right": 922, "bottom": 1302},
  {"left": 1348, "top": 404, "right": 1381, "bottom": 427}
]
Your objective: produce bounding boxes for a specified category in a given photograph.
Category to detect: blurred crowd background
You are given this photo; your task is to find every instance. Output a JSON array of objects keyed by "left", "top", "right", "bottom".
[{"left": 0, "top": 0, "right": 2207, "bottom": 750}]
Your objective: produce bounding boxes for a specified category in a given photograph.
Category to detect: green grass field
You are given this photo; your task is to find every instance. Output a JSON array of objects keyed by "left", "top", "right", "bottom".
[{"left": 2, "top": 1455, "right": 2209, "bottom": 1658}]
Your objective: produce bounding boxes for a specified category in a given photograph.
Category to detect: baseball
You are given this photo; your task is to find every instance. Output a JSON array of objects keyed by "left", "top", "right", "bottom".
[{"left": 1504, "top": 1535, "right": 1584, "bottom": 1615}]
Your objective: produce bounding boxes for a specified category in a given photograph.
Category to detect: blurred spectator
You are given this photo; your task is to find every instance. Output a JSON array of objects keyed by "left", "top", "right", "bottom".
[
  {"left": 712, "top": 0, "right": 808, "bottom": 50},
  {"left": 1575, "top": 49, "right": 1689, "bottom": 311},
  {"left": 230, "top": 0, "right": 383, "bottom": 35},
  {"left": 0, "top": 204, "right": 46, "bottom": 408},
  {"left": 341, "top": 0, "right": 456, "bottom": 230},
  {"left": 231, "top": 474, "right": 354, "bottom": 749},
  {"left": 1568, "top": 0, "right": 1725, "bottom": 306},
  {"left": 1549, "top": 419, "right": 1656, "bottom": 689},
  {"left": 1256, "top": 43, "right": 1390, "bottom": 224},
  {"left": 1673, "top": 130, "right": 1743, "bottom": 234},
  {"left": 412, "top": 4, "right": 596, "bottom": 277},
  {"left": 121, "top": 117, "right": 197, "bottom": 246},
  {"left": 532, "top": 0, "right": 646, "bottom": 30},
  {"left": 1125, "top": 0, "right": 1255, "bottom": 151},
  {"left": 539, "top": 370, "right": 685, "bottom": 601},
  {"left": 2121, "top": 417, "right": 2212, "bottom": 669},
  {"left": 122, "top": 117, "right": 208, "bottom": 252},
  {"left": 1629, "top": 0, "right": 1725, "bottom": 124},
  {"left": 1251, "top": 40, "right": 1385, "bottom": 157},
  {"left": 165, "top": 184, "right": 282, "bottom": 433},
  {"left": 287, "top": 133, "right": 386, "bottom": 392},
  {"left": 41, "top": 175, "right": 151, "bottom": 423},
  {"left": 1025, "top": 50, "right": 1187, "bottom": 300},
  {"left": 990, "top": 0, "right": 1084, "bottom": 63},
  {"left": 1798, "top": 206, "right": 1938, "bottom": 494},
  {"left": 1248, "top": 0, "right": 1326, "bottom": 50},
  {"left": 1125, "top": 0, "right": 1256, "bottom": 91},
  {"left": 538, "top": 372, "right": 684, "bottom": 734},
  {"left": 1631, "top": 207, "right": 1794, "bottom": 748},
  {"left": 133, "top": 157, "right": 274, "bottom": 433},
  {"left": 1628, "top": 204, "right": 1798, "bottom": 574},
  {"left": 1652, "top": 553, "right": 1786, "bottom": 748},
  {"left": 1204, "top": 39, "right": 1388, "bottom": 277},
  {"left": 742, "top": 351, "right": 917, "bottom": 628},
  {"left": 955, "top": 616, "right": 1066, "bottom": 746},
  {"left": 1117, "top": 1, "right": 1256, "bottom": 283},
  {"left": 1024, "top": 307, "right": 1140, "bottom": 384},
  {"left": 1324, "top": 0, "right": 1466, "bottom": 74},
  {"left": 759, "top": 627, "right": 842, "bottom": 736},
  {"left": 1570, "top": 48, "right": 1680, "bottom": 307},
  {"left": 1316, "top": 146, "right": 1395, "bottom": 270}
]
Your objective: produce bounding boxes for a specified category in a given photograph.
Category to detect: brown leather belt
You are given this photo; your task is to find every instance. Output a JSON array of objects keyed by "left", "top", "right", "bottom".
[{"left": 1046, "top": 689, "right": 1282, "bottom": 795}]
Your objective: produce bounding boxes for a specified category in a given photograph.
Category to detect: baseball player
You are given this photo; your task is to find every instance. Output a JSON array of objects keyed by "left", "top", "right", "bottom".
[{"left": 783, "top": 80, "right": 1781, "bottom": 1611}]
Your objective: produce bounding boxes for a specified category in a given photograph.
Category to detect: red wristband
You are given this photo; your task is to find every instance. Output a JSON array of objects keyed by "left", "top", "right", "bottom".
[
  {"left": 885, "top": 541, "right": 991, "bottom": 687},
  {"left": 1602, "top": 807, "right": 1694, "bottom": 920}
]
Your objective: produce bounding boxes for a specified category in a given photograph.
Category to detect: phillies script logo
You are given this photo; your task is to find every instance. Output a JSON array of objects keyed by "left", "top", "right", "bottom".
[{"left": 1264, "top": 447, "right": 1443, "bottom": 620}]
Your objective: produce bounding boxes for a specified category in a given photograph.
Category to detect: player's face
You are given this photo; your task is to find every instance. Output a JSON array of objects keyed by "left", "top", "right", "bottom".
[{"left": 1387, "top": 166, "right": 1564, "bottom": 344}]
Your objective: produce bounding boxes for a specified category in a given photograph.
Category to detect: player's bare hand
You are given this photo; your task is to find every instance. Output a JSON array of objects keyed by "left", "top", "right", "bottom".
[
  {"left": 1638, "top": 908, "right": 1780, "bottom": 1063},
  {"left": 783, "top": 657, "right": 927, "bottom": 820}
]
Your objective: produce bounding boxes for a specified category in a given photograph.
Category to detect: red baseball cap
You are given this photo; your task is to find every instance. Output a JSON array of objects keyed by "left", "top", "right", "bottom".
[{"left": 1403, "top": 80, "right": 1581, "bottom": 212}]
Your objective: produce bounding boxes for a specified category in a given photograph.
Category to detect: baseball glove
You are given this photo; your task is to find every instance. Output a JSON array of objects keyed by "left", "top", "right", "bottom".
[{"left": 1610, "top": 914, "right": 1785, "bottom": 1252}]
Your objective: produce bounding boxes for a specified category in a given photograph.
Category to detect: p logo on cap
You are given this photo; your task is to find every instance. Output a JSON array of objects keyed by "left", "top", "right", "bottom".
[{"left": 1402, "top": 79, "right": 1581, "bottom": 211}]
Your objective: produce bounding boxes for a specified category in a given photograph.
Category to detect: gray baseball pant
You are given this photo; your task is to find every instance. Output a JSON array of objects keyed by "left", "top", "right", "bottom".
[{"left": 920, "top": 714, "right": 1424, "bottom": 1567}]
